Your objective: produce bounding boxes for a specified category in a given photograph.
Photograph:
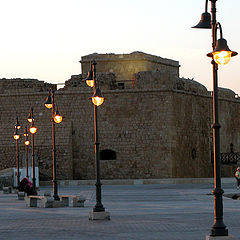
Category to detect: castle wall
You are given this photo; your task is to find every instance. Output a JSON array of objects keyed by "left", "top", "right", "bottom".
[
  {"left": 218, "top": 89, "right": 240, "bottom": 177},
  {"left": 0, "top": 81, "right": 175, "bottom": 180},
  {"left": 58, "top": 88, "right": 173, "bottom": 179},
  {"left": 1, "top": 83, "right": 240, "bottom": 180},
  {"left": 65, "top": 75, "right": 240, "bottom": 179},
  {"left": 99, "top": 90, "right": 173, "bottom": 179},
  {"left": 0, "top": 53, "right": 239, "bottom": 180},
  {"left": 170, "top": 91, "right": 212, "bottom": 177},
  {"left": 0, "top": 90, "right": 73, "bottom": 180}
]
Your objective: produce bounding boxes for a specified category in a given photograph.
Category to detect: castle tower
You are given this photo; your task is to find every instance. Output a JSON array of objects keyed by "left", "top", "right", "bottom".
[{"left": 80, "top": 51, "right": 180, "bottom": 89}]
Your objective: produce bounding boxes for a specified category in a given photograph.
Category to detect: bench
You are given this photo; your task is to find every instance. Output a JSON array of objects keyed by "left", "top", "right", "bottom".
[
  {"left": 3, "top": 186, "right": 12, "bottom": 194},
  {"left": 25, "top": 195, "right": 54, "bottom": 208},
  {"left": 60, "top": 195, "right": 86, "bottom": 207}
]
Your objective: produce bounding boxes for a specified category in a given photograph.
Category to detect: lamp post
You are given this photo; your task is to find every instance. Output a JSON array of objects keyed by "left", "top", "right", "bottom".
[
  {"left": 24, "top": 127, "right": 30, "bottom": 178},
  {"left": 13, "top": 117, "right": 21, "bottom": 188},
  {"left": 28, "top": 108, "right": 38, "bottom": 195},
  {"left": 45, "top": 88, "right": 63, "bottom": 201},
  {"left": 193, "top": 0, "right": 238, "bottom": 237},
  {"left": 84, "top": 60, "right": 110, "bottom": 220}
]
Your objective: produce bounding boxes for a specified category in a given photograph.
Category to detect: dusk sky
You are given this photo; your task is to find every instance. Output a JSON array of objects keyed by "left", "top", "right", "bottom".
[{"left": 1, "top": 0, "right": 239, "bottom": 94}]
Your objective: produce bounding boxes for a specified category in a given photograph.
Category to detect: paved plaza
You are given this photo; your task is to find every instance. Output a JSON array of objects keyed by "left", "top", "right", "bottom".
[{"left": 0, "top": 181, "right": 240, "bottom": 240}]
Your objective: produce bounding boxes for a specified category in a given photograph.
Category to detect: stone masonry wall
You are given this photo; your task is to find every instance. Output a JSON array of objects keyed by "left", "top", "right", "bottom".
[
  {"left": 0, "top": 52, "right": 240, "bottom": 180},
  {"left": 217, "top": 89, "right": 240, "bottom": 177},
  {"left": 59, "top": 88, "right": 173, "bottom": 179},
  {"left": 0, "top": 78, "right": 56, "bottom": 94},
  {"left": 1, "top": 78, "right": 240, "bottom": 180},
  {"left": 170, "top": 91, "right": 212, "bottom": 177},
  {"left": 0, "top": 90, "right": 73, "bottom": 181}
]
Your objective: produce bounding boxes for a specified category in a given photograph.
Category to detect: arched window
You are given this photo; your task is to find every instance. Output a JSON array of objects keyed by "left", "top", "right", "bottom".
[{"left": 100, "top": 149, "right": 116, "bottom": 160}]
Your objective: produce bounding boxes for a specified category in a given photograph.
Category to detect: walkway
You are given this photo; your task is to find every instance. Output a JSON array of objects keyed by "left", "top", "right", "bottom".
[{"left": 0, "top": 182, "right": 239, "bottom": 240}]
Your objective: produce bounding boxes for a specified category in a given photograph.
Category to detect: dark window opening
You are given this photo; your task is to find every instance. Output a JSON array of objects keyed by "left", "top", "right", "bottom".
[
  {"left": 118, "top": 82, "right": 125, "bottom": 89},
  {"left": 230, "top": 143, "right": 234, "bottom": 152},
  {"left": 192, "top": 148, "right": 196, "bottom": 160},
  {"left": 100, "top": 149, "right": 116, "bottom": 160}
]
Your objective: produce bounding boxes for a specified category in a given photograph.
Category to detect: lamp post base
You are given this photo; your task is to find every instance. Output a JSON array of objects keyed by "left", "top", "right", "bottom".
[
  {"left": 53, "top": 194, "right": 60, "bottom": 201},
  {"left": 206, "top": 235, "right": 236, "bottom": 240},
  {"left": 89, "top": 211, "right": 110, "bottom": 220}
]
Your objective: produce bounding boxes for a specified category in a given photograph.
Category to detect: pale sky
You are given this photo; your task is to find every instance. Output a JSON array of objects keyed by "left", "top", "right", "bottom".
[{"left": 0, "top": 0, "right": 239, "bottom": 94}]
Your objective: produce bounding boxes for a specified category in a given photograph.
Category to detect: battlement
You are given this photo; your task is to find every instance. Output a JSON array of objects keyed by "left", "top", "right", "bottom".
[
  {"left": 63, "top": 72, "right": 119, "bottom": 91},
  {"left": 0, "top": 78, "right": 56, "bottom": 94},
  {"left": 175, "top": 77, "right": 209, "bottom": 95},
  {"left": 218, "top": 88, "right": 237, "bottom": 100}
]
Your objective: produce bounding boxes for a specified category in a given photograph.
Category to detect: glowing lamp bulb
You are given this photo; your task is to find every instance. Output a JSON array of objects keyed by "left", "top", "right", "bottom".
[
  {"left": 92, "top": 96, "right": 104, "bottom": 106},
  {"left": 54, "top": 114, "right": 63, "bottom": 124},
  {"left": 29, "top": 126, "right": 38, "bottom": 134},
  {"left": 28, "top": 116, "right": 34, "bottom": 123},
  {"left": 213, "top": 51, "right": 232, "bottom": 65},
  {"left": 25, "top": 140, "right": 30, "bottom": 146},
  {"left": 45, "top": 103, "right": 53, "bottom": 109},
  {"left": 13, "top": 134, "right": 20, "bottom": 140},
  {"left": 86, "top": 80, "right": 95, "bottom": 88}
]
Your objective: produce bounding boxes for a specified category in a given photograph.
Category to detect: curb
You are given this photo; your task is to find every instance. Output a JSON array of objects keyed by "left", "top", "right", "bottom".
[{"left": 40, "top": 177, "right": 236, "bottom": 186}]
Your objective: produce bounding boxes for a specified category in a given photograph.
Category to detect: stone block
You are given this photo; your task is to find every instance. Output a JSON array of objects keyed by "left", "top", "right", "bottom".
[
  {"left": 25, "top": 196, "right": 37, "bottom": 207},
  {"left": 18, "top": 192, "right": 25, "bottom": 200},
  {"left": 13, "top": 189, "right": 19, "bottom": 194},
  {"left": 89, "top": 211, "right": 110, "bottom": 220},
  {"left": 44, "top": 191, "right": 51, "bottom": 197},
  {"left": 206, "top": 235, "right": 236, "bottom": 240},
  {"left": 52, "top": 200, "right": 65, "bottom": 208},
  {"left": 25, "top": 195, "right": 65, "bottom": 208},
  {"left": 3, "top": 186, "right": 12, "bottom": 194},
  {"left": 134, "top": 179, "right": 143, "bottom": 185},
  {"left": 73, "top": 196, "right": 86, "bottom": 207},
  {"left": 41, "top": 197, "right": 54, "bottom": 208},
  {"left": 61, "top": 196, "right": 70, "bottom": 207}
]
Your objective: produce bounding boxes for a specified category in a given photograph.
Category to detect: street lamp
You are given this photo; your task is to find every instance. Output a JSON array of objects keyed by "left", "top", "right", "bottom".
[
  {"left": 28, "top": 108, "right": 38, "bottom": 195},
  {"left": 91, "top": 87, "right": 104, "bottom": 107},
  {"left": 13, "top": 121, "right": 21, "bottom": 188},
  {"left": 24, "top": 127, "right": 30, "bottom": 178},
  {"left": 15, "top": 117, "right": 21, "bottom": 130},
  {"left": 193, "top": 0, "right": 238, "bottom": 237},
  {"left": 44, "top": 88, "right": 63, "bottom": 201},
  {"left": 84, "top": 63, "right": 95, "bottom": 88},
  {"left": 83, "top": 60, "right": 110, "bottom": 220},
  {"left": 207, "top": 22, "right": 238, "bottom": 66}
]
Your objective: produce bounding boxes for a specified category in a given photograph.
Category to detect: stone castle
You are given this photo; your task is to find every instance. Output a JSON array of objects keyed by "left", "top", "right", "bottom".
[{"left": 0, "top": 51, "right": 239, "bottom": 181}]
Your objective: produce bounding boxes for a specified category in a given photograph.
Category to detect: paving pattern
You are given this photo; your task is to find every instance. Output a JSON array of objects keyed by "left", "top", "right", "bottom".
[{"left": 0, "top": 183, "right": 240, "bottom": 240}]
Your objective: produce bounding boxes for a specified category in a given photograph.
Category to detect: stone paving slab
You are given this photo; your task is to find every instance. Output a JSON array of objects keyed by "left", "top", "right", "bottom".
[{"left": 0, "top": 183, "right": 240, "bottom": 240}]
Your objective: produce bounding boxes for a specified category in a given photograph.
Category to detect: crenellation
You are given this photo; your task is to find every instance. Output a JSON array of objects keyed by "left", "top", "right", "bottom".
[
  {"left": 218, "top": 87, "right": 236, "bottom": 99},
  {"left": 0, "top": 78, "right": 56, "bottom": 94},
  {"left": 175, "top": 77, "right": 209, "bottom": 95}
]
